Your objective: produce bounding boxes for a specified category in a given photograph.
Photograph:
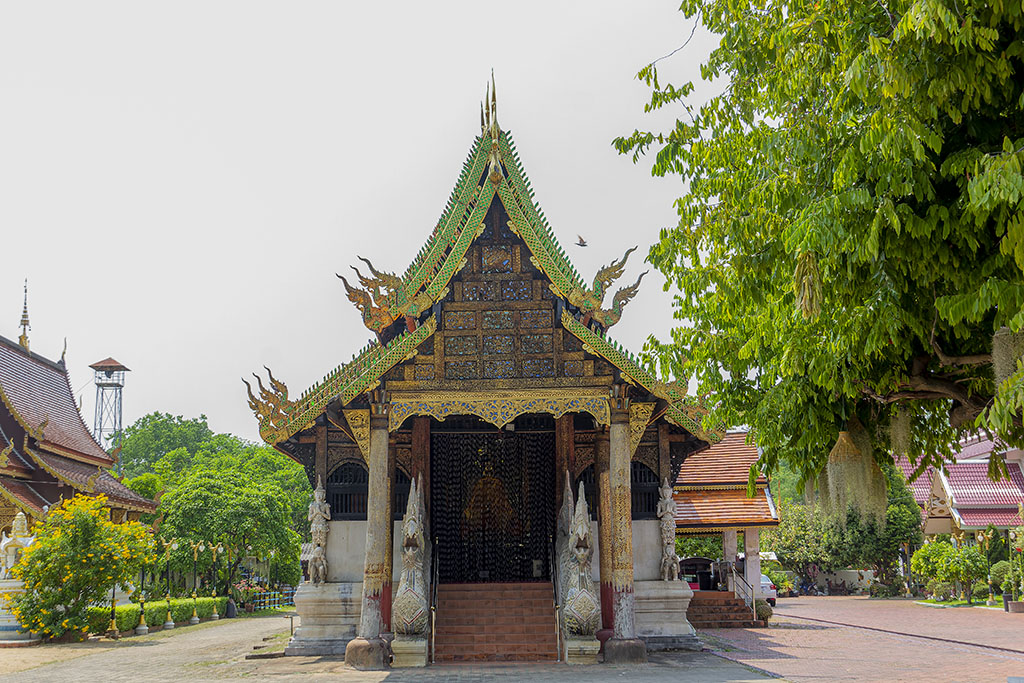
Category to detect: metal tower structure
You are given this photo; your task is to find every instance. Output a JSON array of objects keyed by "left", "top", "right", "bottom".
[{"left": 90, "top": 357, "right": 129, "bottom": 452}]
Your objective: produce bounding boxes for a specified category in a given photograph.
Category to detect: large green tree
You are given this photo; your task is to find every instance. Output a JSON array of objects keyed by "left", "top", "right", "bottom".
[
  {"left": 157, "top": 466, "right": 301, "bottom": 594},
  {"left": 616, "top": 1, "right": 1024, "bottom": 486}
]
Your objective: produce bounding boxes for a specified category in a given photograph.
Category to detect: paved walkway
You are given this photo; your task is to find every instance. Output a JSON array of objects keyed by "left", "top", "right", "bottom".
[
  {"left": 703, "top": 596, "right": 1024, "bottom": 682},
  {"left": 2, "top": 615, "right": 767, "bottom": 682}
]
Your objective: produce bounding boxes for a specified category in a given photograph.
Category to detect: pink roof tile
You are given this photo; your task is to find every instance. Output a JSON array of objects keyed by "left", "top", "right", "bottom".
[
  {"left": 955, "top": 434, "right": 998, "bottom": 460},
  {"left": 944, "top": 461, "right": 1024, "bottom": 507},
  {"left": 894, "top": 456, "right": 932, "bottom": 506},
  {"left": 957, "top": 508, "right": 1023, "bottom": 528}
]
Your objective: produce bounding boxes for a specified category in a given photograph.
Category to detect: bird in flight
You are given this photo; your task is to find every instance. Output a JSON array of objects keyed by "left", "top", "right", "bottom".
[{"left": 576, "top": 235, "right": 588, "bottom": 247}]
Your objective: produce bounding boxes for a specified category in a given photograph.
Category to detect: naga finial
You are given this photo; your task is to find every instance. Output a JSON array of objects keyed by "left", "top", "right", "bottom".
[{"left": 592, "top": 246, "right": 638, "bottom": 301}]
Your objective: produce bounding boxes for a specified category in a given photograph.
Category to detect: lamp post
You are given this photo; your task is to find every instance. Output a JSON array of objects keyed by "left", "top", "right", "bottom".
[
  {"left": 208, "top": 542, "right": 224, "bottom": 620},
  {"left": 162, "top": 538, "right": 179, "bottom": 630},
  {"left": 135, "top": 564, "right": 150, "bottom": 636},
  {"left": 189, "top": 540, "right": 205, "bottom": 625},
  {"left": 106, "top": 580, "right": 119, "bottom": 639}
]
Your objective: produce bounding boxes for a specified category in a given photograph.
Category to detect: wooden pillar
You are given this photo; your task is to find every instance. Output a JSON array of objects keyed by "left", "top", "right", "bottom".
[
  {"left": 315, "top": 421, "right": 328, "bottom": 486},
  {"left": 555, "top": 415, "right": 574, "bottom": 511},
  {"left": 595, "top": 427, "right": 613, "bottom": 636},
  {"left": 412, "top": 417, "right": 430, "bottom": 515},
  {"left": 604, "top": 387, "right": 646, "bottom": 663},
  {"left": 657, "top": 422, "right": 672, "bottom": 482},
  {"left": 345, "top": 398, "right": 392, "bottom": 670}
]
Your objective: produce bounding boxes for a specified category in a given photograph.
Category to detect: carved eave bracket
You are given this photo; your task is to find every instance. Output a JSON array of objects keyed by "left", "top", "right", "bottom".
[
  {"left": 628, "top": 402, "right": 656, "bottom": 455},
  {"left": 342, "top": 409, "right": 371, "bottom": 462}
]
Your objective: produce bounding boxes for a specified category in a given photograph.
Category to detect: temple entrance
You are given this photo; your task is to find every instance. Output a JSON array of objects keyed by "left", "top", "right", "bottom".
[{"left": 430, "top": 415, "right": 555, "bottom": 583}]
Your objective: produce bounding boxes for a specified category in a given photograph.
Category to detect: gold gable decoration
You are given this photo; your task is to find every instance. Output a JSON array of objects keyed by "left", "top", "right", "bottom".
[
  {"left": 343, "top": 409, "right": 371, "bottom": 462},
  {"left": 388, "top": 390, "right": 611, "bottom": 432}
]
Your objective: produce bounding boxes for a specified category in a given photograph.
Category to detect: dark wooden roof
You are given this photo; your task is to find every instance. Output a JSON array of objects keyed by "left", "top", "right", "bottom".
[{"left": 0, "top": 334, "right": 112, "bottom": 464}]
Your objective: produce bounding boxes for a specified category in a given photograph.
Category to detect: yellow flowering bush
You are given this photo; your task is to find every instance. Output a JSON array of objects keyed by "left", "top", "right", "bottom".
[{"left": 7, "top": 494, "right": 155, "bottom": 640}]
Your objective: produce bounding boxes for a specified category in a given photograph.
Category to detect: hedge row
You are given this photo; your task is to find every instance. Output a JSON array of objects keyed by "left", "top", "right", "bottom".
[{"left": 86, "top": 597, "right": 229, "bottom": 634}]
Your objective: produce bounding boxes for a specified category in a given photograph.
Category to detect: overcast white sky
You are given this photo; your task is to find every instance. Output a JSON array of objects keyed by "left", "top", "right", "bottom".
[{"left": 0, "top": 2, "right": 718, "bottom": 442}]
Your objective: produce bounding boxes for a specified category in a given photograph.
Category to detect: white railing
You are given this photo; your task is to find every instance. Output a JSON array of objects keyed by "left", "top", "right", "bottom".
[{"left": 730, "top": 565, "right": 757, "bottom": 621}]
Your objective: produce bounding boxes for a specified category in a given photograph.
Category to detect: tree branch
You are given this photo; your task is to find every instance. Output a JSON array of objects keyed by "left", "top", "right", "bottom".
[{"left": 931, "top": 315, "right": 991, "bottom": 367}]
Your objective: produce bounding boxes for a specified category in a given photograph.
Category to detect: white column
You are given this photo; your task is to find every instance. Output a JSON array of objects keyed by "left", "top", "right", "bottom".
[
  {"left": 743, "top": 528, "right": 761, "bottom": 599},
  {"left": 722, "top": 529, "right": 737, "bottom": 592}
]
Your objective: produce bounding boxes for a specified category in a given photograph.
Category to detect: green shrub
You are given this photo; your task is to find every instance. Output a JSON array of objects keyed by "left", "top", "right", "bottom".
[
  {"left": 869, "top": 581, "right": 902, "bottom": 598},
  {"left": 972, "top": 581, "right": 991, "bottom": 601},
  {"left": 991, "top": 560, "right": 1011, "bottom": 592},
  {"left": 754, "top": 598, "right": 773, "bottom": 622},
  {"left": 926, "top": 579, "right": 955, "bottom": 601},
  {"left": 85, "top": 597, "right": 228, "bottom": 634}
]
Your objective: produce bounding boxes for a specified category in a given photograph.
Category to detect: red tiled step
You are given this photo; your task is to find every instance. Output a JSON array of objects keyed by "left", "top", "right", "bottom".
[{"left": 433, "top": 582, "right": 559, "bottom": 662}]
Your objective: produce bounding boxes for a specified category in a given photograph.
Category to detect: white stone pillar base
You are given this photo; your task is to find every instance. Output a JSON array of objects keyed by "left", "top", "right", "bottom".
[
  {"left": 391, "top": 636, "right": 427, "bottom": 667},
  {"left": 634, "top": 580, "right": 700, "bottom": 651},
  {"left": 285, "top": 581, "right": 362, "bottom": 656},
  {"left": 564, "top": 637, "right": 600, "bottom": 664}
]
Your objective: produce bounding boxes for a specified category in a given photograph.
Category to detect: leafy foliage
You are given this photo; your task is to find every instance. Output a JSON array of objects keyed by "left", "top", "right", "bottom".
[
  {"left": 764, "top": 501, "right": 847, "bottom": 580},
  {"left": 158, "top": 466, "right": 301, "bottom": 596},
  {"left": 6, "top": 495, "right": 154, "bottom": 640},
  {"left": 991, "top": 559, "right": 1011, "bottom": 592},
  {"left": 616, "top": 0, "right": 1024, "bottom": 487},
  {"left": 675, "top": 534, "right": 724, "bottom": 559},
  {"left": 118, "top": 413, "right": 214, "bottom": 479}
]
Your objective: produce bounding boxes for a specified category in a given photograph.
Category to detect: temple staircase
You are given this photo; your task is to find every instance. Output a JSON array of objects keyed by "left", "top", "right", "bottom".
[
  {"left": 686, "top": 590, "right": 764, "bottom": 629},
  {"left": 433, "top": 582, "right": 559, "bottom": 662}
]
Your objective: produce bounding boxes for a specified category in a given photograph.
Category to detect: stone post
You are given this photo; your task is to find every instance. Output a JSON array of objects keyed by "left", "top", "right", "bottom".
[
  {"left": 603, "top": 387, "right": 646, "bottom": 664},
  {"left": 723, "top": 529, "right": 737, "bottom": 592},
  {"left": 595, "top": 428, "right": 613, "bottom": 643},
  {"left": 744, "top": 529, "right": 761, "bottom": 600},
  {"left": 345, "top": 398, "right": 393, "bottom": 670}
]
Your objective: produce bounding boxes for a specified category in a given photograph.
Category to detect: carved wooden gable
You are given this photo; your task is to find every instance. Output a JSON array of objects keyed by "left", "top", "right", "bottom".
[{"left": 385, "top": 201, "right": 616, "bottom": 391}]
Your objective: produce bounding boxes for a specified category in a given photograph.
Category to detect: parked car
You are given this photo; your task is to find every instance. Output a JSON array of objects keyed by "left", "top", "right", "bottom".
[{"left": 760, "top": 574, "right": 777, "bottom": 606}]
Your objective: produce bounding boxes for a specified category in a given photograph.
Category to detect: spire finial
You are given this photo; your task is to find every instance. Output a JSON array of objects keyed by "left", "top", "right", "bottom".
[{"left": 18, "top": 279, "right": 30, "bottom": 351}]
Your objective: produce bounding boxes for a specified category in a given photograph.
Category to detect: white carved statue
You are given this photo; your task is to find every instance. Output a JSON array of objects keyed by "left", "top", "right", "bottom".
[
  {"left": 0, "top": 512, "right": 34, "bottom": 580},
  {"left": 392, "top": 475, "right": 430, "bottom": 636},
  {"left": 307, "top": 477, "right": 330, "bottom": 584},
  {"left": 561, "top": 481, "right": 600, "bottom": 636},
  {"left": 309, "top": 545, "right": 328, "bottom": 585},
  {"left": 657, "top": 478, "right": 679, "bottom": 581}
]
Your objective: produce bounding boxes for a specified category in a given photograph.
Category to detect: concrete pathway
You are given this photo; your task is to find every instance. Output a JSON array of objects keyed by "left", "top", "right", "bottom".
[
  {"left": 2, "top": 614, "right": 769, "bottom": 682},
  {"left": 703, "top": 596, "right": 1024, "bottom": 682}
]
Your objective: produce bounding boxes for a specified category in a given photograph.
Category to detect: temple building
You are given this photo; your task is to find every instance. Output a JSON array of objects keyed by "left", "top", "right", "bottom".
[
  {"left": 915, "top": 435, "right": 1024, "bottom": 540},
  {"left": 248, "top": 89, "right": 724, "bottom": 667},
  {"left": 0, "top": 293, "right": 155, "bottom": 533}
]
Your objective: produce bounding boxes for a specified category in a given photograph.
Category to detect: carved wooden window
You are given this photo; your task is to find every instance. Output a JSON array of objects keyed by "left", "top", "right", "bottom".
[
  {"left": 327, "top": 462, "right": 369, "bottom": 520},
  {"left": 631, "top": 461, "right": 660, "bottom": 519}
]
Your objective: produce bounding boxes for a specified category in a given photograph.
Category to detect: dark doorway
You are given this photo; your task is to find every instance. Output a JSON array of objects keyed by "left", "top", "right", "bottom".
[{"left": 431, "top": 415, "right": 555, "bottom": 583}]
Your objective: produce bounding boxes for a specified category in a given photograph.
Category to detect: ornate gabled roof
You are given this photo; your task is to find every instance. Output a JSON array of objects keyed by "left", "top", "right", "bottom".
[
  {"left": 0, "top": 333, "right": 112, "bottom": 465},
  {"left": 249, "top": 102, "right": 721, "bottom": 448}
]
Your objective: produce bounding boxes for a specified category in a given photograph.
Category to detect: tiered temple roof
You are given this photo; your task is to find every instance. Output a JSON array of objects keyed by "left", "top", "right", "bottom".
[
  {"left": 672, "top": 431, "right": 777, "bottom": 533},
  {"left": 247, "top": 102, "right": 720, "bottom": 456},
  {"left": 0, "top": 332, "right": 155, "bottom": 524}
]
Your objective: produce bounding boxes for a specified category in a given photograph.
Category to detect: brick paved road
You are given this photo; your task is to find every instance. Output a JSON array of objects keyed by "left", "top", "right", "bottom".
[
  {"left": 3, "top": 615, "right": 769, "bottom": 683},
  {"left": 703, "top": 596, "right": 1024, "bottom": 682}
]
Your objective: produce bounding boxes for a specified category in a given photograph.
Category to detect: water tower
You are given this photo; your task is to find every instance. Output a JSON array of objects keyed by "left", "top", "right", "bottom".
[{"left": 90, "top": 357, "right": 129, "bottom": 452}]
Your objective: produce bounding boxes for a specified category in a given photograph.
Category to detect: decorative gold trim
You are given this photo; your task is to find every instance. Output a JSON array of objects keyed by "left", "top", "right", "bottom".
[
  {"left": 628, "top": 402, "right": 655, "bottom": 455},
  {"left": 388, "top": 389, "right": 611, "bottom": 431},
  {"left": 675, "top": 484, "right": 767, "bottom": 492},
  {"left": 342, "top": 409, "right": 371, "bottom": 462},
  {"left": 0, "top": 480, "right": 39, "bottom": 518}
]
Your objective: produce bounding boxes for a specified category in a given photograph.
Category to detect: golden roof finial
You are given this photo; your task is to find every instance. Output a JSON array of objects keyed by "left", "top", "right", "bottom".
[{"left": 18, "top": 279, "right": 30, "bottom": 351}]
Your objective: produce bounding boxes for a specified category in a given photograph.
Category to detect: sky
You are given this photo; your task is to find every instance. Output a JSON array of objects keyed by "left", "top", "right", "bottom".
[{"left": 0, "top": 2, "right": 719, "bottom": 443}]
